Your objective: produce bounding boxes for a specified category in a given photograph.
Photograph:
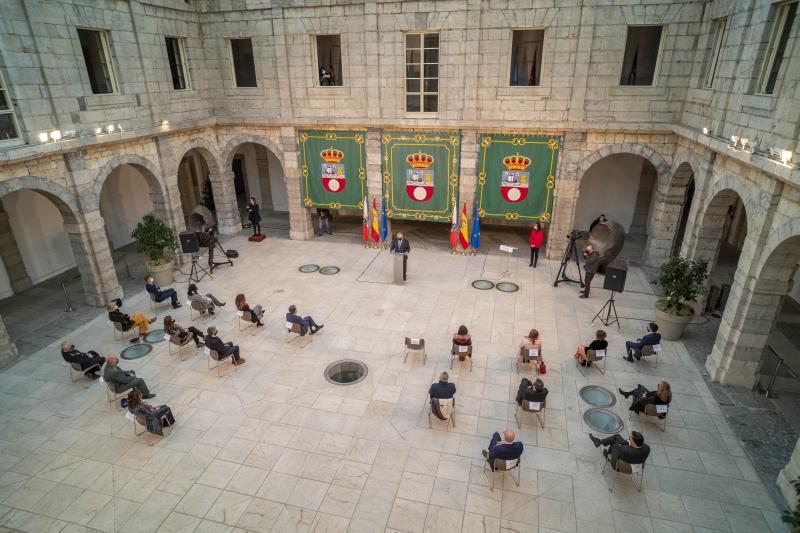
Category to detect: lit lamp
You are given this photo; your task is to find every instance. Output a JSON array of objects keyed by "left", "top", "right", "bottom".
[
  {"left": 38, "top": 132, "right": 49, "bottom": 143},
  {"left": 740, "top": 138, "right": 749, "bottom": 150},
  {"left": 702, "top": 127, "right": 709, "bottom": 135},
  {"left": 161, "top": 120, "right": 169, "bottom": 126},
  {"left": 94, "top": 127, "right": 102, "bottom": 136},
  {"left": 781, "top": 150, "right": 793, "bottom": 166},
  {"left": 730, "top": 135, "right": 739, "bottom": 146},
  {"left": 49, "top": 130, "right": 62, "bottom": 142},
  {"left": 106, "top": 124, "right": 115, "bottom": 134}
]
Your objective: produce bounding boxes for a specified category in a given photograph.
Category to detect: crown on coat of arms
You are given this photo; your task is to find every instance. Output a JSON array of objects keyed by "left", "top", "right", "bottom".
[
  {"left": 503, "top": 153, "right": 531, "bottom": 171},
  {"left": 320, "top": 148, "right": 344, "bottom": 163},
  {"left": 406, "top": 152, "right": 434, "bottom": 169}
]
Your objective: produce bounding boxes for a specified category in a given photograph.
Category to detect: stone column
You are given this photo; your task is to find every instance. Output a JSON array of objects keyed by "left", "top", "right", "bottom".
[
  {"left": 363, "top": 128, "right": 383, "bottom": 236},
  {"left": 0, "top": 205, "right": 32, "bottom": 293},
  {"left": 629, "top": 162, "right": 656, "bottom": 237},
  {"left": 546, "top": 132, "right": 584, "bottom": 259},
  {"left": 63, "top": 210, "right": 123, "bottom": 306},
  {"left": 779, "top": 437, "right": 800, "bottom": 509},
  {"left": 281, "top": 126, "right": 313, "bottom": 240},
  {"left": 255, "top": 145, "right": 273, "bottom": 208},
  {"left": 0, "top": 314, "right": 18, "bottom": 370},
  {"left": 154, "top": 136, "right": 188, "bottom": 264},
  {"left": 643, "top": 163, "right": 695, "bottom": 271},
  {"left": 210, "top": 169, "right": 242, "bottom": 236}
]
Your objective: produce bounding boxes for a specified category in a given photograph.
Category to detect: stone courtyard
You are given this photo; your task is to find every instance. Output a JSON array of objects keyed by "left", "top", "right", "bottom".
[{"left": 0, "top": 233, "right": 788, "bottom": 533}]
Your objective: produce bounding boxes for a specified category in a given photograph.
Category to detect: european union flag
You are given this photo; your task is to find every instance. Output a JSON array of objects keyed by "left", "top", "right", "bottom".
[{"left": 470, "top": 205, "right": 480, "bottom": 250}]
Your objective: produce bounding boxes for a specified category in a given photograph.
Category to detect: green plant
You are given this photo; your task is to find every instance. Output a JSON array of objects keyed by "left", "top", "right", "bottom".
[
  {"left": 783, "top": 477, "right": 800, "bottom": 532},
  {"left": 131, "top": 215, "right": 176, "bottom": 266},
  {"left": 655, "top": 255, "right": 709, "bottom": 316}
]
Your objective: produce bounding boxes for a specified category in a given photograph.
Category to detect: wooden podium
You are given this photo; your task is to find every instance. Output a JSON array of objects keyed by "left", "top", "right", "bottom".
[{"left": 393, "top": 253, "right": 405, "bottom": 284}]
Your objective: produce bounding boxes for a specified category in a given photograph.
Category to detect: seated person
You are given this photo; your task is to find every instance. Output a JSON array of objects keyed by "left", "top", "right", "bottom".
[
  {"left": 235, "top": 293, "right": 265, "bottom": 327},
  {"left": 103, "top": 355, "right": 155, "bottom": 399},
  {"left": 625, "top": 322, "right": 661, "bottom": 362},
  {"left": 187, "top": 283, "right": 224, "bottom": 315},
  {"left": 482, "top": 429, "right": 523, "bottom": 470},
  {"left": 619, "top": 381, "right": 671, "bottom": 416},
  {"left": 517, "top": 328, "right": 542, "bottom": 362},
  {"left": 144, "top": 275, "right": 181, "bottom": 309},
  {"left": 204, "top": 326, "right": 246, "bottom": 365},
  {"left": 429, "top": 371, "right": 456, "bottom": 420},
  {"left": 164, "top": 315, "right": 204, "bottom": 348},
  {"left": 515, "top": 378, "right": 548, "bottom": 406},
  {"left": 451, "top": 325, "right": 472, "bottom": 354},
  {"left": 127, "top": 389, "right": 175, "bottom": 436},
  {"left": 589, "top": 431, "right": 650, "bottom": 469},
  {"left": 60, "top": 341, "right": 105, "bottom": 379},
  {"left": 574, "top": 329, "right": 608, "bottom": 367},
  {"left": 107, "top": 302, "right": 156, "bottom": 343},
  {"left": 286, "top": 305, "right": 323, "bottom": 335}
]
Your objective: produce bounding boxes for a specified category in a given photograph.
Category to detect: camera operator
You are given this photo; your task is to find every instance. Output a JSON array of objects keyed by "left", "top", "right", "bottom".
[{"left": 580, "top": 245, "right": 600, "bottom": 298}]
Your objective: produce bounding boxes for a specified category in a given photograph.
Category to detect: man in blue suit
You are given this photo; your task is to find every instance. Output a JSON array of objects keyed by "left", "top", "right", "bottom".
[
  {"left": 482, "top": 429, "right": 523, "bottom": 470},
  {"left": 625, "top": 322, "right": 661, "bottom": 362},
  {"left": 145, "top": 275, "right": 181, "bottom": 309},
  {"left": 286, "top": 305, "right": 323, "bottom": 335}
]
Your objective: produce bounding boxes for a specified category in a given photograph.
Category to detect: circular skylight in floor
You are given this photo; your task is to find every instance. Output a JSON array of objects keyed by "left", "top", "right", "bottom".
[{"left": 325, "top": 360, "right": 368, "bottom": 385}]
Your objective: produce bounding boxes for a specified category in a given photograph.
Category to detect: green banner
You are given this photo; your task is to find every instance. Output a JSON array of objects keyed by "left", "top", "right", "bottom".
[
  {"left": 381, "top": 131, "right": 460, "bottom": 222},
  {"left": 476, "top": 134, "right": 560, "bottom": 221},
  {"left": 299, "top": 130, "right": 366, "bottom": 210}
]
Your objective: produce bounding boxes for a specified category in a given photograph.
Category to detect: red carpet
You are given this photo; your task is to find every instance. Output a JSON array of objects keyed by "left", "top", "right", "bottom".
[{"left": 248, "top": 234, "right": 266, "bottom": 242}]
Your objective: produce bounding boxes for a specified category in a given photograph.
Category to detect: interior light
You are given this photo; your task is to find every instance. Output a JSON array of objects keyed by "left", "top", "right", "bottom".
[
  {"left": 106, "top": 124, "right": 115, "bottom": 134},
  {"left": 49, "top": 130, "right": 62, "bottom": 141},
  {"left": 781, "top": 150, "right": 793, "bottom": 165},
  {"left": 38, "top": 132, "right": 49, "bottom": 143}
]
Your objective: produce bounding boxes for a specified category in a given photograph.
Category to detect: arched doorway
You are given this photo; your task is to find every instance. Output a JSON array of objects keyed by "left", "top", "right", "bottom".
[
  {"left": 176, "top": 148, "right": 216, "bottom": 227},
  {"left": 99, "top": 164, "right": 158, "bottom": 251}
]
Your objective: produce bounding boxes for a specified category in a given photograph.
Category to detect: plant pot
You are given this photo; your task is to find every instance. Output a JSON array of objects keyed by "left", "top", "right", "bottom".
[
  {"left": 654, "top": 307, "right": 693, "bottom": 340},
  {"left": 146, "top": 259, "right": 174, "bottom": 287}
]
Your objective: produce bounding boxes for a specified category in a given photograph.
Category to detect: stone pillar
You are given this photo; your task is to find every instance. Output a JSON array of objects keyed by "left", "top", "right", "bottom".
[
  {"left": 63, "top": 210, "right": 123, "bottom": 306},
  {"left": 0, "top": 314, "right": 18, "bottom": 370},
  {"left": 779, "top": 437, "right": 800, "bottom": 509},
  {"left": 546, "top": 132, "right": 585, "bottom": 259},
  {"left": 210, "top": 169, "right": 242, "bottom": 236},
  {"left": 0, "top": 205, "right": 32, "bottom": 293},
  {"left": 281, "top": 126, "right": 313, "bottom": 240},
  {"left": 629, "top": 162, "right": 656, "bottom": 237},
  {"left": 643, "top": 163, "right": 694, "bottom": 271},
  {"left": 153, "top": 136, "right": 188, "bottom": 265},
  {"left": 364, "top": 128, "right": 384, "bottom": 237}
]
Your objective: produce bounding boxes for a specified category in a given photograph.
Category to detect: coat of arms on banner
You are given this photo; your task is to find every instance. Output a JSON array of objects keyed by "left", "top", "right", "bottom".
[
  {"left": 500, "top": 153, "right": 530, "bottom": 203},
  {"left": 405, "top": 152, "right": 435, "bottom": 202},
  {"left": 320, "top": 148, "right": 346, "bottom": 193}
]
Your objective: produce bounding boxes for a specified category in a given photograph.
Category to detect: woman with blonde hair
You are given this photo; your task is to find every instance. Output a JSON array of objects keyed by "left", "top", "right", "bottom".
[
  {"left": 235, "top": 293, "right": 264, "bottom": 327},
  {"left": 517, "top": 328, "right": 542, "bottom": 363},
  {"left": 574, "top": 329, "right": 608, "bottom": 367},
  {"left": 619, "top": 381, "right": 672, "bottom": 417}
]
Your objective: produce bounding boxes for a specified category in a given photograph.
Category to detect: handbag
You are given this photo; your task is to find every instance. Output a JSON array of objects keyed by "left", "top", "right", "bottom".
[{"left": 537, "top": 360, "right": 547, "bottom": 374}]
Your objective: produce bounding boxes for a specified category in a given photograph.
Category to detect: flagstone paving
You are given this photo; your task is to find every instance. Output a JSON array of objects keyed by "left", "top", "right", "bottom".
[{"left": 0, "top": 232, "right": 790, "bottom": 533}]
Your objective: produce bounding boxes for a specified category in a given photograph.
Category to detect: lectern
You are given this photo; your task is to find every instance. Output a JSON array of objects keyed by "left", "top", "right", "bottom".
[{"left": 393, "top": 253, "right": 405, "bottom": 284}]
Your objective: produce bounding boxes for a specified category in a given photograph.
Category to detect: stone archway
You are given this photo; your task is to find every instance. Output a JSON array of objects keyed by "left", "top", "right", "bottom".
[{"left": 174, "top": 144, "right": 221, "bottom": 229}]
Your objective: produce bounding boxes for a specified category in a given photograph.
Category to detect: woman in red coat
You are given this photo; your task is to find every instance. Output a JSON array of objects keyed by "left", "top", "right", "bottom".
[{"left": 529, "top": 223, "right": 544, "bottom": 267}]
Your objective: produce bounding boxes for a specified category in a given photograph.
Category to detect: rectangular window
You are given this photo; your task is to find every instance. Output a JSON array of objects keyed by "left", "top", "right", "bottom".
[
  {"left": 0, "top": 70, "right": 21, "bottom": 145},
  {"left": 77, "top": 28, "right": 117, "bottom": 94},
  {"left": 509, "top": 29, "right": 544, "bottom": 86},
  {"left": 757, "top": 1, "right": 797, "bottom": 94},
  {"left": 405, "top": 32, "right": 439, "bottom": 113},
  {"left": 620, "top": 25, "right": 664, "bottom": 86},
  {"left": 315, "top": 35, "right": 343, "bottom": 86},
  {"left": 703, "top": 18, "right": 726, "bottom": 88},
  {"left": 229, "top": 38, "right": 257, "bottom": 88},
  {"left": 165, "top": 37, "right": 190, "bottom": 90}
]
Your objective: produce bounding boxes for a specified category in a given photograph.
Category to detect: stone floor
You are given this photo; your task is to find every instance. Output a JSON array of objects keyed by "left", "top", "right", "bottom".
[{"left": 0, "top": 229, "right": 791, "bottom": 533}]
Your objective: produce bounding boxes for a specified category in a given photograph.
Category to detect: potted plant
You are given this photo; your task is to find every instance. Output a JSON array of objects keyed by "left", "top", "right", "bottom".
[
  {"left": 654, "top": 255, "right": 709, "bottom": 340},
  {"left": 131, "top": 215, "right": 177, "bottom": 287}
]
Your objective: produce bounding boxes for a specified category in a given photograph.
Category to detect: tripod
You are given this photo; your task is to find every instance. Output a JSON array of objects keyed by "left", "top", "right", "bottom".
[
  {"left": 592, "top": 291, "right": 620, "bottom": 329},
  {"left": 207, "top": 235, "right": 233, "bottom": 273},
  {"left": 553, "top": 233, "right": 584, "bottom": 288},
  {"left": 189, "top": 254, "right": 212, "bottom": 283}
]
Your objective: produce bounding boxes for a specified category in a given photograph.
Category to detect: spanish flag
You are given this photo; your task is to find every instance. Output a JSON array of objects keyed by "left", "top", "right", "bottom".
[
  {"left": 459, "top": 202, "right": 469, "bottom": 250},
  {"left": 371, "top": 198, "right": 380, "bottom": 242}
]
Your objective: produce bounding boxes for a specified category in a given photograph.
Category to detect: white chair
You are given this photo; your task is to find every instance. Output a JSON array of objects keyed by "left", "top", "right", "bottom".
[
  {"left": 516, "top": 346, "right": 540, "bottom": 374},
  {"left": 404, "top": 337, "right": 426, "bottom": 364},
  {"left": 630, "top": 403, "right": 669, "bottom": 432},
  {"left": 602, "top": 457, "right": 644, "bottom": 492},
  {"left": 577, "top": 348, "right": 606, "bottom": 375},
  {"left": 451, "top": 343, "right": 473, "bottom": 371},
  {"left": 515, "top": 399, "right": 546, "bottom": 429},
  {"left": 428, "top": 397, "right": 455, "bottom": 430},
  {"left": 483, "top": 456, "right": 520, "bottom": 491},
  {"left": 206, "top": 347, "right": 236, "bottom": 377}
]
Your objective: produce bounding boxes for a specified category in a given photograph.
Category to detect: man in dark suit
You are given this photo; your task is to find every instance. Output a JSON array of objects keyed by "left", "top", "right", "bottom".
[
  {"left": 60, "top": 341, "right": 105, "bottom": 379},
  {"left": 625, "top": 322, "right": 662, "bottom": 362},
  {"left": 286, "top": 305, "right": 323, "bottom": 335},
  {"left": 103, "top": 356, "right": 155, "bottom": 398},
  {"left": 482, "top": 429, "right": 523, "bottom": 470},
  {"left": 515, "top": 378, "right": 548, "bottom": 406},
  {"left": 390, "top": 232, "right": 411, "bottom": 281},
  {"left": 204, "top": 327, "right": 245, "bottom": 365},
  {"left": 580, "top": 245, "right": 600, "bottom": 298},
  {"left": 589, "top": 431, "right": 650, "bottom": 468},
  {"left": 145, "top": 275, "right": 181, "bottom": 309},
  {"left": 429, "top": 371, "right": 456, "bottom": 400}
]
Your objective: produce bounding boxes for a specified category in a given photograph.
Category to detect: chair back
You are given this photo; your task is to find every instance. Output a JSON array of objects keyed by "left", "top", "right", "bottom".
[
  {"left": 70, "top": 362, "right": 82, "bottom": 372},
  {"left": 190, "top": 300, "right": 205, "bottom": 311},
  {"left": 287, "top": 321, "right": 301, "bottom": 334},
  {"left": 642, "top": 344, "right": 660, "bottom": 357},
  {"left": 645, "top": 403, "right": 668, "bottom": 416},
  {"left": 239, "top": 310, "right": 253, "bottom": 322},
  {"left": 614, "top": 459, "right": 644, "bottom": 475},
  {"left": 170, "top": 333, "right": 190, "bottom": 346},
  {"left": 113, "top": 321, "right": 124, "bottom": 332},
  {"left": 522, "top": 399, "right": 545, "bottom": 412},
  {"left": 135, "top": 414, "right": 147, "bottom": 427},
  {"left": 405, "top": 337, "right": 425, "bottom": 350},
  {"left": 519, "top": 346, "right": 540, "bottom": 362},
  {"left": 435, "top": 397, "right": 454, "bottom": 419},
  {"left": 205, "top": 347, "right": 222, "bottom": 361},
  {"left": 586, "top": 349, "right": 606, "bottom": 362},
  {"left": 453, "top": 343, "right": 472, "bottom": 360},
  {"left": 493, "top": 457, "right": 520, "bottom": 471},
  {"left": 149, "top": 293, "right": 156, "bottom": 302}
]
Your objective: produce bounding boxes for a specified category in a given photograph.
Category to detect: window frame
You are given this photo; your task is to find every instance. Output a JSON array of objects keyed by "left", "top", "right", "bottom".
[
  {"left": 0, "top": 68, "right": 23, "bottom": 149},
  {"left": 76, "top": 27, "right": 119, "bottom": 95},
  {"left": 165, "top": 36, "right": 191, "bottom": 91},
  {"left": 227, "top": 38, "right": 258, "bottom": 88},
  {"left": 618, "top": 24, "right": 666, "bottom": 87},
  {"left": 756, "top": 1, "right": 798, "bottom": 95},
  {"left": 312, "top": 34, "right": 344, "bottom": 87},
  {"left": 507, "top": 28, "right": 546, "bottom": 87},
  {"left": 404, "top": 31, "right": 440, "bottom": 115},
  {"left": 702, "top": 18, "right": 726, "bottom": 89}
]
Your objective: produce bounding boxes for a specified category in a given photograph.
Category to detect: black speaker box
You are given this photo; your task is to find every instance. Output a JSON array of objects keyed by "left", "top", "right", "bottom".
[
  {"left": 603, "top": 260, "right": 628, "bottom": 293},
  {"left": 179, "top": 231, "right": 200, "bottom": 254}
]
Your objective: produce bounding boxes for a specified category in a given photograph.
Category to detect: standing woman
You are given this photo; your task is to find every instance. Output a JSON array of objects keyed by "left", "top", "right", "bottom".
[
  {"left": 529, "top": 223, "right": 544, "bottom": 267},
  {"left": 247, "top": 196, "right": 262, "bottom": 236}
]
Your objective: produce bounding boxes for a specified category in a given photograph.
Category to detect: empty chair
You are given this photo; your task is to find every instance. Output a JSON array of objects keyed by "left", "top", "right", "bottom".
[
  {"left": 428, "top": 397, "right": 455, "bottom": 430},
  {"left": 404, "top": 337, "right": 426, "bottom": 364},
  {"left": 516, "top": 345, "right": 541, "bottom": 374},
  {"left": 515, "top": 398, "right": 546, "bottom": 429},
  {"left": 451, "top": 343, "right": 473, "bottom": 371}
]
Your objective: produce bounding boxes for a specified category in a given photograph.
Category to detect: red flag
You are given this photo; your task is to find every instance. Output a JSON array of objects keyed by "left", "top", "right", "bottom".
[
  {"left": 459, "top": 202, "right": 470, "bottom": 249},
  {"left": 449, "top": 202, "right": 458, "bottom": 251},
  {"left": 361, "top": 197, "right": 369, "bottom": 244},
  {"left": 371, "top": 198, "right": 380, "bottom": 242}
]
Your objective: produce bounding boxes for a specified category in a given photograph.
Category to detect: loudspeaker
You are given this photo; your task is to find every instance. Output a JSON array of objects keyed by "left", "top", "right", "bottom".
[
  {"left": 603, "top": 260, "right": 628, "bottom": 293},
  {"left": 179, "top": 231, "right": 199, "bottom": 254}
]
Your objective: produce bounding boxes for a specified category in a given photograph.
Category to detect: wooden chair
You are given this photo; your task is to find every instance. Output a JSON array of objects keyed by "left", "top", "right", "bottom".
[
  {"left": 516, "top": 346, "right": 541, "bottom": 374},
  {"left": 577, "top": 348, "right": 606, "bottom": 375},
  {"left": 206, "top": 347, "right": 236, "bottom": 377},
  {"left": 404, "top": 337, "right": 426, "bottom": 364},
  {"left": 286, "top": 322, "right": 311, "bottom": 344},
  {"left": 428, "top": 397, "right": 455, "bottom": 430},
  {"left": 451, "top": 343, "right": 473, "bottom": 371},
  {"left": 602, "top": 457, "right": 644, "bottom": 492},
  {"left": 630, "top": 403, "right": 669, "bottom": 432},
  {"left": 167, "top": 332, "right": 194, "bottom": 360},
  {"left": 101, "top": 377, "right": 130, "bottom": 411},
  {"left": 515, "top": 398, "right": 546, "bottom": 429},
  {"left": 483, "top": 456, "right": 521, "bottom": 491},
  {"left": 641, "top": 343, "right": 661, "bottom": 367},
  {"left": 66, "top": 361, "right": 101, "bottom": 383}
]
